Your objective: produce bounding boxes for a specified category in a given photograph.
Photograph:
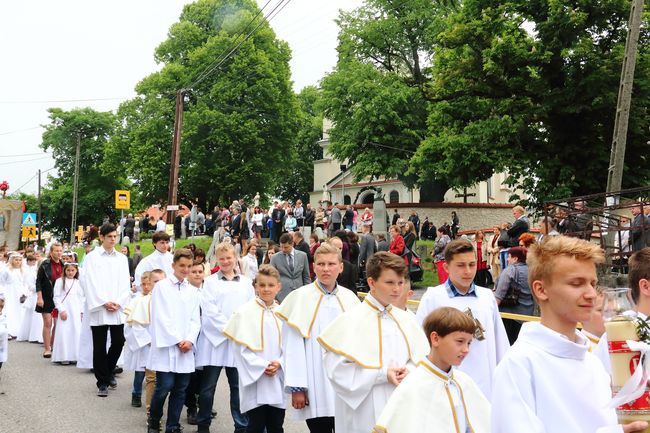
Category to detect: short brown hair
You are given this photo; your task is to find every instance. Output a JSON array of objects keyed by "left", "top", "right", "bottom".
[
  {"left": 255, "top": 264, "right": 281, "bottom": 283},
  {"left": 366, "top": 251, "right": 407, "bottom": 280},
  {"left": 140, "top": 271, "right": 152, "bottom": 283},
  {"left": 173, "top": 248, "right": 194, "bottom": 263},
  {"left": 279, "top": 233, "right": 293, "bottom": 245},
  {"left": 152, "top": 231, "right": 171, "bottom": 243},
  {"left": 629, "top": 248, "right": 650, "bottom": 302},
  {"left": 444, "top": 239, "right": 475, "bottom": 263},
  {"left": 423, "top": 307, "right": 476, "bottom": 341},
  {"left": 314, "top": 242, "right": 342, "bottom": 263},
  {"left": 527, "top": 235, "right": 604, "bottom": 288}
]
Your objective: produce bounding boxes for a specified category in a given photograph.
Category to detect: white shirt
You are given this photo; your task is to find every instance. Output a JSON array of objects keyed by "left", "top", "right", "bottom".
[
  {"left": 81, "top": 247, "right": 131, "bottom": 326},
  {"left": 155, "top": 220, "right": 166, "bottom": 232},
  {"left": 133, "top": 249, "right": 173, "bottom": 290},
  {"left": 491, "top": 322, "right": 622, "bottom": 433},
  {"left": 147, "top": 275, "right": 201, "bottom": 373}
]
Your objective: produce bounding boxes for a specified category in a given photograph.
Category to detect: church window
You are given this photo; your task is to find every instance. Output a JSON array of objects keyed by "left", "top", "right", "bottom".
[
  {"left": 344, "top": 195, "right": 351, "bottom": 205},
  {"left": 389, "top": 190, "right": 399, "bottom": 203}
]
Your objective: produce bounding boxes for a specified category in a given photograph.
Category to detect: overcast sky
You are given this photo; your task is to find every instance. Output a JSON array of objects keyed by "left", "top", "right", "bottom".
[{"left": 0, "top": 0, "right": 363, "bottom": 196}]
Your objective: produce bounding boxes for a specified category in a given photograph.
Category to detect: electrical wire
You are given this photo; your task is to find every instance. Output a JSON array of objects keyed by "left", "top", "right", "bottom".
[
  {"left": 0, "top": 156, "right": 52, "bottom": 167},
  {"left": 0, "top": 126, "right": 42, "bottom": 136},
  {"left": 0, "top": 151, "right": 51, "bottom": 158},
  {"left": 0, "top": 97, "right": 130, "bottom": 104}
]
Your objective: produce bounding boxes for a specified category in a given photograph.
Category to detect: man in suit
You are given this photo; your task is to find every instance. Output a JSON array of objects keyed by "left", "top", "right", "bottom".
[
  {"left": 271, "top": 233, "right": 311, "bottom": 301},
  {"left": 329, "top": 236, "right": 359, "bottom": 294},
  {"left": 271, "top": 203, "right": 285, "bottom": 243},
  {"left": 631, "top": 204, "right": 650, "bottom": 251},
  {"left": 358, "top": 223, "right": 377, "bottom": 267},
  {"left": 507, "top": 205, "right": 529, "bottom": 247}
]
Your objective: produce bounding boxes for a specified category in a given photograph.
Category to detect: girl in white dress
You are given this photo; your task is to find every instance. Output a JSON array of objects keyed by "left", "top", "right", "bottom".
[
  {"left": 52, "top": 262, "right": 83, "bottom": 364},
  {"left": 0, "top": 253, "right": 29, "bottom": 339},
  {"left": 17, "top": 254, "right": 44, "bottom": 342}
]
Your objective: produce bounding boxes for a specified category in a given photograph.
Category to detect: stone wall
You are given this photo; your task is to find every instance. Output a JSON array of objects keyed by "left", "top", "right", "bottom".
[{"left": 365, "top": 202, "right": 516, "bottom": 232}]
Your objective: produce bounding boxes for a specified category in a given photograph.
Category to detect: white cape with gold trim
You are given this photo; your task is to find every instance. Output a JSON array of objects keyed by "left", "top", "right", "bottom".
[{"left": 374, "top": 361, "right": 491, "bottom": 433}]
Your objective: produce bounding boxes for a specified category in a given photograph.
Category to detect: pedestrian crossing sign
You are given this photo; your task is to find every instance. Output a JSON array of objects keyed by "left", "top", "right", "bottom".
[
  {"left": 22, "top": 212, "right": 37, "bottom": 226},
  {"left": 21, "top": 226, "right": 37, "bottom": 241}
]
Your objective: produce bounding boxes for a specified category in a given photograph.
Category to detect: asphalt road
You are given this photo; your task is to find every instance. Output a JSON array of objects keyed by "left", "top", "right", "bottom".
[{"left": 0, "top": 340, "right": 305, "bottom": 433}]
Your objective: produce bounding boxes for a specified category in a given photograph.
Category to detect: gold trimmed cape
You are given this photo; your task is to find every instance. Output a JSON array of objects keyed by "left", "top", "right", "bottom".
[
  {"left": 123, "top": 293, "right": 152, "bottom": 326},
  {"left": 317, "top": 298, "right": 430, "bottom": 369},
  {"left": 274, "top": 282, "right": 360, "bottom": 338},
  {"left": 223, "top": 298, "right": 281, "bottom": 352}
]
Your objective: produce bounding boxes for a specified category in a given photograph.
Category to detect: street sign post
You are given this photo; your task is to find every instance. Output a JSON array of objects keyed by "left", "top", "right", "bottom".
[
  {"left": 22, "top": 213, "right": 37, "bottom": 226},
  {"left": 115, "top": 190, "right": 130, "bottom": 210}
]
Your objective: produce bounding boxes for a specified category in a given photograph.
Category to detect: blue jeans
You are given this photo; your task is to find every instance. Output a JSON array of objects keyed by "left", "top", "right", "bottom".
[
  {"left": 149, "top": 371, "right": 192, "bottom": 432},
  {"left": 133, "top": 370, "right": 145, "bottom": 396},
  {"left": 198, "top": 366, "right": 248, "bottom": 432},
  {"left": 500, "top": 248, "right": 510, "bottom": 271}
]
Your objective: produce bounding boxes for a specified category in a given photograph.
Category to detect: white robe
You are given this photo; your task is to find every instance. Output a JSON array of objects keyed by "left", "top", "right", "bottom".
[
  {"left": 374, "top": 358, "right": 491, "bottom": 433},
  {"left": 0, "top": 267, "right": 29, "bottom": 337},
  {"left": 415, "top": 283, "right": 509, "bottom": 397},
  {"left": 17, "top": 265, "right": 43, "bottom": 343},
  {"left": 225, "top": 298, "right": 286, "bottom": 413},
  {"left": 0, "top": 313, "right": 7, "bottom": 363},
  {"left": 52, "top": 277, "right": 83, "bottom": 362},
  {"left": 195, "top": 273, "right": 255, "bottom": 368},
  {"left": 491, "top": 322, "right": 623, "bottom": 433},
  {"left": 76, "top": 300, "right": 94, "bottom": 369},
  {"left": 133, "top": 249, "right": 173, "bottom": 290},
  {"left": 319, "top": 294, "right": 430, "bottom": 433},
  {"left": 80, "top": 247, "right": 131, "bottom": 326},
  {"left": 147, "top": 275, "right": 200, "bottom": 373},
  {"left": 275, "top": 282, "right": 360, "bottom": 421},
  {"left": 123, "top": 294, "right": 152, "bottom": 372}
]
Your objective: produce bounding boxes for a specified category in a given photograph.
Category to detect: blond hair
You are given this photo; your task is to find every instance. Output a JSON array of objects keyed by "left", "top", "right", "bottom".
[
  {"left": 315, "top": 242, "right": 342, "bottom": 263},
  {"left": 140, "top": 271, "right": 152, "bottom": 283},
  {"left": 513, "top": 205, "right": 525, "bottom": 214},
  {"left": 255, "top": 264, "right": 281, "bottom": 283},
  {"left": 527, "top": 235, "right": 604, "bottom": 287},
  {"left": 215, "top": 241, "right": 236, "bottom": 257}
]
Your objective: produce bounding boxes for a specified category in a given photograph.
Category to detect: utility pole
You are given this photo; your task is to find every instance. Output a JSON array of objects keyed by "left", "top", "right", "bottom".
[
  {"left": 166, "top": 89, "right": 185, "bottom": 224},
  {"left": 606, "top": 0, "right": 644, "bottom": 194},
  {"left": 70, "top": 132, "right": 81, "bottom": 244},
  {"left": 37, "top": 169, "right": 42, "bottom": 245}
]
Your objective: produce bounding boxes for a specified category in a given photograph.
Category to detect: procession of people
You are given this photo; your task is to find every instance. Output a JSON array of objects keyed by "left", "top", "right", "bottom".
[{"left": 1, "top": 198, "right": 650, "bottom": 433}]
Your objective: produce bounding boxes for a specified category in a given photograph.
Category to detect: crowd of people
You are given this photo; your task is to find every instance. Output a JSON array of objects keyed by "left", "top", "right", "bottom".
[{"left": 1, "top": 197, "right": 650, "bottom": 433}]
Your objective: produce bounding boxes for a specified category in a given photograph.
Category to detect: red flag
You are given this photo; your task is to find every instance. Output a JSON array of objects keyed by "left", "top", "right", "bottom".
[{"left": 22, "top": 201, "right": 26, "bottom": 212}]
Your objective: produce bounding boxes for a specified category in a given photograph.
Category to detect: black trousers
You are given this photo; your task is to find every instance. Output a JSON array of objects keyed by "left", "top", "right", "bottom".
[
  {"left": 246, "top": 405, "right": 285, "bottom": 433},
  {"left": 306, "top": 417, "right": 334, "bottom": 433},
  {"left": 502, "top": 319, "right": 523, "bottom": 345},
  {"left": 91, "top": 324, "right": 125, "bottom": 388}
]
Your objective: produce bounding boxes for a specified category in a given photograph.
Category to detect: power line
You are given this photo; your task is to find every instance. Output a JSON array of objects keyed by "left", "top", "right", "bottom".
[
  {"left": 0, "top": 97, "right": 130, "bottom": 104},
  {"left": 0, "top": 126, "right": 42, "bottom": 136},
  {"left": 0, "top": 151, "right": 51, "bottom": 158},
  {"left": 190, "top": 0, "right": 293, "bottom": 89},
  {"left": 0, "top": 155, "right": 51, "bottom": 166},
  {"left": 11, "top": 166, "right": 56, "bottom": 195}
]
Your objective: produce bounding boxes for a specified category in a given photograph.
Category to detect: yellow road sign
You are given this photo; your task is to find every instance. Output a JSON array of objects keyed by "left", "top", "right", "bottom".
[
  {"left": 21, "top": 226, "right": 37, "bottom": 241},
  {"left": 115, "top": 190, "right": 130, "bottom": 210}
]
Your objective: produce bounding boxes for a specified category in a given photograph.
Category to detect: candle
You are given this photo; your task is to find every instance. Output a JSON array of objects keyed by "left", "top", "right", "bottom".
[{"left": 605, "top": 319, "right": 639, "bottom": 388}]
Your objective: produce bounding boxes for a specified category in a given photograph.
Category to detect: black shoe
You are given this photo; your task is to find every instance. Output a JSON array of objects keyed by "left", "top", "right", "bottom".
[
  {"left": 187, "top": 409, "right": 197, "bottom": 425},
  {"left": 109, "top": 376, "right": 117, "bottom": 389},
  {"left": 97, "top": 385, "right": 108, "bottom": 397},
  {"left": 131, "top": 394, "right": 142, "bottom": 407},
  {"left": 166, "top": 428, "right": 183, "bottom": 433},
  {"left": 113, "top": 366, "right": 124, "bottom": 375},
  {"left": 147, "top": 418, "right": 160, "bottom": 433},
  {"left": 210, "top": 410, "right": 216, "bottom": 418},
  {"left": 197, "top": 426, "right": 210, "bottom": 433}
]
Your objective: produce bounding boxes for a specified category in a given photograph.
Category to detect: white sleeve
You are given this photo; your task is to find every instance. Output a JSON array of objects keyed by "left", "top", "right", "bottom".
[
  {"left": 53, "top": 279, "right": 65, "bottom": 313},
  {"left": 415, "top": 290, "right": 434, "bottom": 325},
  {"left": 491, "top": 357, "right": 546, "bottom": 433},
  {"left": 81, "top": 254, "right": 107, "bottom": 312},
  {"left": 492, "top": 296, "right": 511, "bottom": 361},
  {"left": 323, "top": 350, "right": 387, "bottom": 410},
  {"left": 199, "top": 290, "right": 230, "bottom": 348},
  {"left": 125, "top": 323, "right": 151, "bottom": 351},
  {"left": 282, "top": 323, "right": 309, "bottom": 390},
  {"left": 235, "top": 343, "right": 270, "bottom": 387},
  {"left": 116, "top": 256, "right": 132, "bottom": 310},
  {"left": 133, "top": 257, "right": 148, "bottom": 291},
  {"left": 594, "top": 333, "right": 612, "bottom": 375},
  {"left": 185, "top": 295, "right": 201, "bottom": 345}
]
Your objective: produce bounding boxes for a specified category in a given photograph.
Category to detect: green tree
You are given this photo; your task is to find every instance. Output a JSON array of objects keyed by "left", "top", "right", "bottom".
[
  {"left": 274, "top": 86, "right": 324, "bottom": 203},
  {"left": 409, "top": 0, "right": 650, "bottom": 207},
  {"left": 39, "top": 108, "right": 127, "bottom": 238},
  {"left": 321, "top": 0, "right": 451, "bottom": 201},
  {"left": 105, "top": 0, "right": 299, "bottom": 210}
]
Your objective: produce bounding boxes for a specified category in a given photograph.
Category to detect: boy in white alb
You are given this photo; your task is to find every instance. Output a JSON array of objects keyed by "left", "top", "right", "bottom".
[
  {"left": 134, "top": 231, "right": 173, "bottom": 291},
  {"left": 374, "top": 307, "right": 490, "bottom": 433},
  {"left": 195, "top": 242, "right": 255, "bottom": 433},
  {"left": 275, "top": 243, "right": 359, "bottom": 433},
  {"left": 224, "top": 264, "right": 286, "bottom": 433},
  {"left": 491, "top": 236, "right": 647, "bottom": 433},
  {"left": 415, "top": 239, "right": 509, "bottom": 397},
  {"left": 81, "top": 223, "right": 132, "bottom": 397},
  {"left": 147, "top": 249, "right": 200, "bottom": 433},
  {"left": 318, "top": 251, "right": 429, "bottom": 433},
  {"left": 123, "top": 271, "right": 154, "bottom": 408}
]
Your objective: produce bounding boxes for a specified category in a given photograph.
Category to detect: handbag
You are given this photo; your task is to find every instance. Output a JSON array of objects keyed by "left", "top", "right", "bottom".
[{"left": 500, "top": 266, "right": 521, "bottom": 308}]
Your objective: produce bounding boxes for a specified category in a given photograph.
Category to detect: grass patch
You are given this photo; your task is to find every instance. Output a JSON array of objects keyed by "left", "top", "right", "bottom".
[{"left": 414, "top": 239, "right": 439, "bottom": 289}]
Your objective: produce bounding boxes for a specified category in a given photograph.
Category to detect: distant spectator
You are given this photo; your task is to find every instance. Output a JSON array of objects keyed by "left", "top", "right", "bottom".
[
  {"left": 631, "top": 203, "right": 650, "bottom": 251},
  {"left": 518, "top": 233, "right": 536, "bottom": 249},
  {"left": 376, "top": 233, "right": 389, "bottom": 252},
  {"left": 507, "top": 206, "right": 529, "bottom": 247},
  {"left": 408, "top": 211, "right": 420, "bottom": 236}
]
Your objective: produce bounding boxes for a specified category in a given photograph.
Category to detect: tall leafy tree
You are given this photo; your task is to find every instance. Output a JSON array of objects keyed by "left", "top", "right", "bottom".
[
  {"left": 104, "top": 0, "right": 299, "bottom": 209},
  {"left": 321, "top": 0, "right": 451, "bottom": 201},
  {"left": 409, "top": 0, "right": 650, "bottom": 207},
  {"left": 40, "top": 108, "right": 127, "bottom": 237}
]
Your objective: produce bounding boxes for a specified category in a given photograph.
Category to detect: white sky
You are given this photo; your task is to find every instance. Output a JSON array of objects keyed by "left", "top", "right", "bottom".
[{"left": 0, "top": 0, "right": 363, "bottom": 195}]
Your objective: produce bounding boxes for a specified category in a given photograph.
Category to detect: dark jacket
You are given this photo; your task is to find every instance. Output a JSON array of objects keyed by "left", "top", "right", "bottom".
[
  {"left": 337, "top": 260, "right": 359, "bottom": 294},
  {"left": 507, "top": 217, "right": 529, "bottom": 247},
  {"left": 35, "top": 258, "right": 57, "bottom": 296},
  {"left": 631, "top": 214, "right": 650, "bottom": 252},
  {"left": 295, "top": 240, "right": 311, "bottom": 262}
]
